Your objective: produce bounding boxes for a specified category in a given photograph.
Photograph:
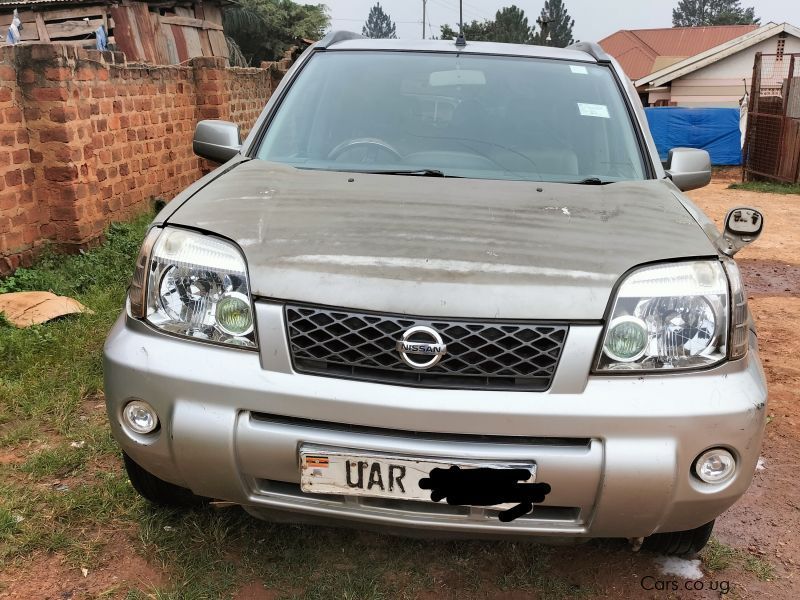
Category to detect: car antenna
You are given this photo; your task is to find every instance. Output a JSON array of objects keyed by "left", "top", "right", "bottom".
[{"left": 455, "top": 0, "right": 466, "bottom": 46}]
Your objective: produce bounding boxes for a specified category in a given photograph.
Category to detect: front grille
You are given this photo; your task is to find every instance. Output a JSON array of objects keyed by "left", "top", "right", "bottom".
[{"left": 284, "top": 304, "right": 568, "bottom": 391}]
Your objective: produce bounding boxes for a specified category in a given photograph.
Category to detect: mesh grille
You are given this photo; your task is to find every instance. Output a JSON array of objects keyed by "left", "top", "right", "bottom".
[{"left": 285, "top": 305, "right": 568, "bottom": 391}]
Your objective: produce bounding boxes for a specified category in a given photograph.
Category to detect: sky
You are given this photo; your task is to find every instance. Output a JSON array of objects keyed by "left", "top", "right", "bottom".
[{"left": 298, "top": 0, "right": 800, "bottom": 42}]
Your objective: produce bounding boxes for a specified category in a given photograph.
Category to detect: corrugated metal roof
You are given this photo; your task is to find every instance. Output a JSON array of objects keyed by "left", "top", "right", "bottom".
[{"left": 599, "top": 25, "right": 758, "bottom": 80}]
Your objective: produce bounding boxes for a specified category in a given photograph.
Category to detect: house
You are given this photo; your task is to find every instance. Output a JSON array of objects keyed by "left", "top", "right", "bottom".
[
  {"left": 601, "top": 22, "right": 800, "bottom": 107},
  {"left": 0, "top": 0, "right": 230, "bottom": 64}
]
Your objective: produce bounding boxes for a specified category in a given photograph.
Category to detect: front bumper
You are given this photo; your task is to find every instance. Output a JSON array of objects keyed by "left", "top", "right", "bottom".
[{"left": 103, "top": 302, "right": 767, "bottom": 539}]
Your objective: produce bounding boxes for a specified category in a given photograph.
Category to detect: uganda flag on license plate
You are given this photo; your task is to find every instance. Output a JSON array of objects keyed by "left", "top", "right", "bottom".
[{"left": 305, "top": 456, "right": 329, "bottom": 468}]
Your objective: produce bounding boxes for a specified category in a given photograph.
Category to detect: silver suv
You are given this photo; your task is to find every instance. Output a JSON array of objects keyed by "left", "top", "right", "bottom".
[{"left": 104, "top": 33, "right": 767, "bottom": 556}]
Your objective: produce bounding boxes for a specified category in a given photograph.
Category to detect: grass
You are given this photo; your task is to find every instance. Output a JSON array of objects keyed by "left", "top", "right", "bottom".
[
  {"left": 0, "top": 214, "right": 590, "bottom": 598},
  {"left": 702, "top": 538, "right": 738, "bottom": 572},
  {"left": 743, "top": 554, "right": 776, "bottom": 581},
  {"left": 702, "top": 538, "right": 775, "bottom": 582},
  {"left": 0, "top": 214, "right": 776, "bottom": 598},
  {"left": 728, "top": 181, "right": 800, "bottom": 194}
]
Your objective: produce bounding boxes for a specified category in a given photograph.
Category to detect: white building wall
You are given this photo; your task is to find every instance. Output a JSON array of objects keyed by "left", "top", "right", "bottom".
[{"left": 667, "top": 33, "right": 800, "bottom": 107}]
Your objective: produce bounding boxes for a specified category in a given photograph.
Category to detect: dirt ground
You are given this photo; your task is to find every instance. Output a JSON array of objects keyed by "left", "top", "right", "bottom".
[
  {"left": 684, "top": 176, "right": 800, "bottom": 594},
  {"left": 1, "top": 175, "right": 798, "bottom": 599}
]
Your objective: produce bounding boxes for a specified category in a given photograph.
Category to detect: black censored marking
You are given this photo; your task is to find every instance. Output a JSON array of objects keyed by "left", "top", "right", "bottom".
[{"left": 419, "top": 466, "right": 551, "bottom": 522}]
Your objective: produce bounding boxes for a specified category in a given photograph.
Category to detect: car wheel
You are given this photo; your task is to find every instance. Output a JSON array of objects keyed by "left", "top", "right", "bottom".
[
  {"left": 641, "top": 520, "right": 715, "bottom": 556},
  {"left": 123, "top": 452, "right": 207, "bottom": 507}
]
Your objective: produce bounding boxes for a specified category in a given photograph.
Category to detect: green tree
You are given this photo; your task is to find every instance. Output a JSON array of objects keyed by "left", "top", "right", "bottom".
[
  {"left": 223, "top": 0, "right": 329, "bottom": 66},
  {"left": 362, "top": 2, "right": 397, "bottom": 39},
  {"left": 440, "top": 19, "right": 496, "bottom": 42},
  {"left": 672, "top": 0, "right": 759, "bottom": 26},
  {"left": 530, "top": 0, "right": 575, "bottom": 47},
  {"left": 493, "top": 5, "right": 534, "bottom": 44}
]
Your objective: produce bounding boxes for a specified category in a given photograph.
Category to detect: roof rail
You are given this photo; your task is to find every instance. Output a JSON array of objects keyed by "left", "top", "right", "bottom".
[
  {"left": 568, "top": 41, "right": 612, "bottom": 63},
  {"left": 317, "top": 30, "right": 365, "bottom": 49}
]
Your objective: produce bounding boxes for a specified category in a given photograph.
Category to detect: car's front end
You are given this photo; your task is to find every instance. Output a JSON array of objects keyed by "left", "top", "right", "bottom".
[{"left": 104, "top": 35, "right": 767, "bottom": 551}]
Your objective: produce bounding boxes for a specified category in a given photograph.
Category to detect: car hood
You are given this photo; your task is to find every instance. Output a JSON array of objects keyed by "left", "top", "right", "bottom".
[{"left": 167, "top": 160, "right": 717, "bottom": 320}]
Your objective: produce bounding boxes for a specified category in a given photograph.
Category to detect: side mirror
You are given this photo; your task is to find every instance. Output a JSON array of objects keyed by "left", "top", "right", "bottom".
[
  {"left": 720, "top": 206, "right": 763, "bottom": 256},
  {"left": 193, "top": 120, "right": 241, "bottom": 163},
  {"left": 665, "top": 148, "right": 711, "bottom": 191}
]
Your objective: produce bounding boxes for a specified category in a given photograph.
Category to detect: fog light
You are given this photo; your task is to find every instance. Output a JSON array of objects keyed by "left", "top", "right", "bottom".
[
  {"left": 603, "top": 316, "right": 648, "bottom": 362},
  {"left": 694, "top": 448, "right": 736, "bottom": 484},
  {"left": 215, "top": 292, "right": 254, "bottom": 336},
  {"left": 123, "top": 400, "right": 159, "bottom": 434}
]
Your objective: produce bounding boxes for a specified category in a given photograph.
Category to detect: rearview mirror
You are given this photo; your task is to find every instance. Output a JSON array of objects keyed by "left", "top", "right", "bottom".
[
  {"left": 665, "top": 148, "right": 711, "bottom": 192},
  {"left": 193, "top": 120, "right": 241, "bottom": 163},
  {"left": 720, "top": 206, "right": 763, "bottom": 256}
]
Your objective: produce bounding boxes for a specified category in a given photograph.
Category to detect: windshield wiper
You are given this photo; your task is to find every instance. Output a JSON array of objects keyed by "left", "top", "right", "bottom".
[
  {"left": 357, "top": 168, "right": 449, "bottom": 177},
  {"left": 575, "top": 177, "right": 613, "bottom": 185}
]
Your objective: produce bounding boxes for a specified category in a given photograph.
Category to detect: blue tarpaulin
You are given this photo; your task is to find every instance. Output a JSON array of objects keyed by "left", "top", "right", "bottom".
[{"left": 644, "top": 107, "right": 742, "bottom": 166}]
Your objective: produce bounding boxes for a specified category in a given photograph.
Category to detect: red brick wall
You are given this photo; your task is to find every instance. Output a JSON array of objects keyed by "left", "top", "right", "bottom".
[
  {"left": 0, "top": 49, "right": 37, "bottom": 270},
  {"left": 229, "top": 66, "right": 274, "bottom": 138},
  {"left": 0, "top": 44, "right": 280, "bottom": 274}
]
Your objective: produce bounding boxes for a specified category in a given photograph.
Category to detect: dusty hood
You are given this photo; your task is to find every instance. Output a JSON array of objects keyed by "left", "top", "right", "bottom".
[{"left": 167, "top": 160, "right": 716, "bottom": 320}]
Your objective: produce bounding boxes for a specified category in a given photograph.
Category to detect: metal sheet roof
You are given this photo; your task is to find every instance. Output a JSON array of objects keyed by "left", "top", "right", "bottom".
[{"left": 599, "top": 25, "right": 758, "bottom": 80}]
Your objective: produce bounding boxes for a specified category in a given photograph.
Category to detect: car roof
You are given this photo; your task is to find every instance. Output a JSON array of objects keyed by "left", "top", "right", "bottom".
[{"left": 317, "top": 33, "right": 602, "bottom": 64}]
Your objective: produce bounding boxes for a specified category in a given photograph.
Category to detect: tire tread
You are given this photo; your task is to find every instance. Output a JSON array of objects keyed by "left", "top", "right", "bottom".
[
  {"left": 642, "top": 520, "right": 715, "bottom": 557},
  {"left": 123, "top": 452, "right": 207, "bottom": 507}
]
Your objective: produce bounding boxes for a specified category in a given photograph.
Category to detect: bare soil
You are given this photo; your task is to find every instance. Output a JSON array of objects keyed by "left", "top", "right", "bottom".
[
  {"left": 1, "top": 178, "right": 798, "bottom": 599},
  {"left": 0, "top": 535, "right": 163, "bottom": 599}
]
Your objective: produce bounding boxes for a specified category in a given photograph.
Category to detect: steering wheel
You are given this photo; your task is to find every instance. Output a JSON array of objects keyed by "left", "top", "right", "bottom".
[{"left": 327, "top": 137, "right": 403, "bottom": 162}]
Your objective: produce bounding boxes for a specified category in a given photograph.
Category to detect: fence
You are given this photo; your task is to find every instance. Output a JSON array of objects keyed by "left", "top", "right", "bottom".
[
  {"left": 742, "top": 52, "right": 800, "bottom": 183},
  {"left": 1, "top": 43, "right": 288, "bottom": 275}
]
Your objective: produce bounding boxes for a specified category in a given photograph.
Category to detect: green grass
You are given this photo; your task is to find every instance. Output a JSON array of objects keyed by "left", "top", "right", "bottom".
[
  {"left": 743, "top": 554, "right": 775, "bottom": 581},
  {"left": 728, "top": 181, "right": 800, "bottom": 194},
  {"left": 0, "top": 215, "right": 152, "bottom": 573},
  {"left": 701, "top": 538, "right": 776, "bottom": 582},
  {"left": 702, "top": 538, "right": 738, "bottom": 572}
]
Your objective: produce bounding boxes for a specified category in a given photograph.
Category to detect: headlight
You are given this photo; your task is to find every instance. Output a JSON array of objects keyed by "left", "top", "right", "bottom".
[
  {"left": 596, "top": 261, "right": 728, "bottom": 371},
  {"left": 129, "top": 227, "right": 257, "bottom": 349}
]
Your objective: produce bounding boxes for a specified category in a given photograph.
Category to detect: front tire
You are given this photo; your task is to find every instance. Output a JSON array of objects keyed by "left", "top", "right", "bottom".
[
  {"left": 642, "top": 520, "right": 715, "bottom": 556},
  {"left": 123, "top": 452, "right": 207, "bottom": 507}
]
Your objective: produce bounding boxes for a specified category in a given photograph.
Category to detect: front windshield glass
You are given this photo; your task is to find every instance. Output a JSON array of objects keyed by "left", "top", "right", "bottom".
[{"left": 257, "top": 51, "right": 647, "bottom": 183}]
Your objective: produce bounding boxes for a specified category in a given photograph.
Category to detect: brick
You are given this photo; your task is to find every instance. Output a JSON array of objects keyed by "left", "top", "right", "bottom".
[
  {"left": 40, "top": 128, "right": 71, "bottom": 143},
  {"left": 0, "top": 66, "right": 15, "bottom": 82},
  {"left": 0, "top": 87, "right": 11, "bottom": 102},
  {"left": 75, "top": 67, "right": 97, "bottom": 81},
  {"left": 45, "top": 67, "right": 71, "bottom": 81},
  {"left": 11, "top": 149, "right": 28, "bottom": 164},
  {"left": 5, "top": 108, "right": 22, "bottom": 123},
  {"left": 4, "top": 169, "right": 22, "bottom": 187},
  {"left": 44, "top": 165, "right": 78, "bottom": 182},
  {"left": 32, "top": 87, "right": 69, "bottom": 102},
  {"left": 49, "top": 106, "right": 77, "bottom": 123}
]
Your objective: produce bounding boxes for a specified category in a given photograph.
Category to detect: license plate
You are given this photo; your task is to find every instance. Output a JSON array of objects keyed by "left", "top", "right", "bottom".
[{"left": 299, "top": 446, "right": 536, "bottom": 505}]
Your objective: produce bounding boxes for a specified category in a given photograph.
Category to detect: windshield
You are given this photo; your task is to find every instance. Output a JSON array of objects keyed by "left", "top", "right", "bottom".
[{"left": 256, "top": 51, "right": 647, "bottom": 183}]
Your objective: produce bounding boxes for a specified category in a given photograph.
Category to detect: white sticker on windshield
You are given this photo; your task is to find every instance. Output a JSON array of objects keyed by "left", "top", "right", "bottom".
[
  {"left": 577, "top": 103, "right": 610, "bottom": 118},
  {"left": 570, "top": 65, "right": 588, "bottom": 74}
]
